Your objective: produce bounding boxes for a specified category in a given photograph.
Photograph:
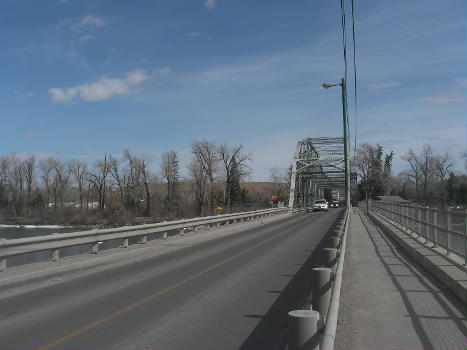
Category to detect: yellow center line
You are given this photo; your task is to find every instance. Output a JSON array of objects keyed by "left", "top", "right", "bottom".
[{"left": 38, "top": 229, "right": 288, "bottom": 350}]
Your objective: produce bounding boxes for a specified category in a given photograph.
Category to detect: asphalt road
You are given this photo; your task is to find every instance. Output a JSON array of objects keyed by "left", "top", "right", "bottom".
[{"left": 0, "top": 209, "right": 343, "bottom": 350}]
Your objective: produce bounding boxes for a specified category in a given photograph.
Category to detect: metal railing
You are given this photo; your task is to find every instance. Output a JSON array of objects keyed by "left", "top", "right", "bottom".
[
  {"left": 369, "top": 201, "right": 467, "bottom": 263},
  {"left": 0, "top": 208, "right": 290, "bottom": 272}
]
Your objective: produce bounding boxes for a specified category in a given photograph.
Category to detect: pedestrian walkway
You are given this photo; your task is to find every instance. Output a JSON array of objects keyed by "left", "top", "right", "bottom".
[{"left": 336, "top": 208, "right": 466, "bottom": 349}]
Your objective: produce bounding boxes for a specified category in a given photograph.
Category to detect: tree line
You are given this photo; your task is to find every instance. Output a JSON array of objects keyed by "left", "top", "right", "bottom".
[
  {"left": 0, "top": 140, "right": 274, "bottom": 226},
  {"left": 353, "top": 143, "right": 466, "bottom": 208}
]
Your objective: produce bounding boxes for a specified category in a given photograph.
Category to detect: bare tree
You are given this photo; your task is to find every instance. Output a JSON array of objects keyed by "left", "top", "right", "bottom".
[
  {"left": 403, "top": 149, "right": 422, "bottom": 202},
  {"left": 51, "top": 160, "right": 70, "bottom": 210},
  {"left": 269, "top": 167, "right": 290, "bottom": 204},
  {"left": 188, "top": 158, "right": 207, "bottom": 216},
  {"left": 191, "top": 140, "right": 218, "bottom": 214},
  {"left": 218, "top": 144, "right": 251, "bottom": 210},
  {"left": 137, "top": 156, "right": 152, "bottom": 216},
  {"left": 68, "top": 160, "right": 87, "bottom": 213},
  {"left": 161, "top": 150, "right": 180, "bottom": 211},
  {"left": 87, "top": 155, "right": 109, "bottom": 212},
  {"left": 433, "top": 152, "right": 455, "bottom": 206},
  {"left": 108, "top": 155, "right": 126, "bottom": 212},
  {"left": 353, "top": 144, "right": 386, "bottom": 210},
  {"left": 0, "top": 156, "right": 9, "bottom": 208},
  {"left": 39, "top": 157, "right": 55, "bottom": 210},
  {"left": 8, "top": 153, "right": 25, "bottom": 215},
  {"left": 22, "top": 154, "right": 36, "bottom": 207}
]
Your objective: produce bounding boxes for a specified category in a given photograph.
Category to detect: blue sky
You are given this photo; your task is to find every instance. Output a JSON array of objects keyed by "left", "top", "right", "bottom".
[{"left": 1, "top": 0, "right": 466, "bottom": 180}]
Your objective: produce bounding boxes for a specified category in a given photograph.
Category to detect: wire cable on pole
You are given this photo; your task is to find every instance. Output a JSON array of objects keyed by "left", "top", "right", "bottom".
[{"left": 351, "top": 0, "right": 358, "bottom": 159}]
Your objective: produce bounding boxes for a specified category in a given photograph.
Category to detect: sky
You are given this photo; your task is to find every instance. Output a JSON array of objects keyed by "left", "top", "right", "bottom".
[{"left": 1, "top": 0, "right": 466, "bottom": 180}]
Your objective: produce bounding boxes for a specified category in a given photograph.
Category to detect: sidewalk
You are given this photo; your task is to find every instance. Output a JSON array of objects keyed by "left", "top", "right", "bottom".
[{"left": 336, "top": 208, "right": 466, "bottom": 349}]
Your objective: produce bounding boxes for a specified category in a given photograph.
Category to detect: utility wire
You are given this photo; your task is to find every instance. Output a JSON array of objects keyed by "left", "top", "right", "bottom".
[
  {"left": 340, "top": 0, "right": 351, "bottom": 159},
  {"left": 351, "top": 0, "right": 358, "bottom": 159}
]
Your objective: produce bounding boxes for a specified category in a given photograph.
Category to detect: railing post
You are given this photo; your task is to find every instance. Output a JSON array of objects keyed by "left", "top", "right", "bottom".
[
  {"left": 0, "top": 257, "right": 6, "bottom": 272},
  {"left": 121, "top": 238, "right": 129, "bottom": 248},
  {"left": 288, "top": 310, "right": 320, "bottom": 350},
  {"left": 138, "top": 235, "right": 147, "bottom": 244},
  {"left": 433, "top": 211, "right": 438, "bottom": 248},
  {"left": 50, "top": 249, "right": 59, "bottom": 261},
  {"left": 417, "top": 208, "right": 422, "bottom": 238},
  {"left": 91, "top": 241, "right": 99, "bottom": 254},
  {"left": 423, "top": 207, "right": 428, "bottom": 244},
  {"left": 446, "top": 210, "right": 452, "bottom": 256}
]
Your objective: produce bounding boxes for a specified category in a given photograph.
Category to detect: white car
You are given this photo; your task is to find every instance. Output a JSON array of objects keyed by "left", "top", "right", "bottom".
[{"left": 313, "top": 199, "right": 328, "bottom": 212}]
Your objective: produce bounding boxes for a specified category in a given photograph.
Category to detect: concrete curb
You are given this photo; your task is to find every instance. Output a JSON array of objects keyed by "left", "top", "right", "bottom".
[{"left": 368, "top": 211, "right": 466, "bottom": 304}]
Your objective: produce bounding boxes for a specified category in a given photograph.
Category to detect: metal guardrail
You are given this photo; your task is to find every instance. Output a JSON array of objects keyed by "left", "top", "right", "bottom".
[
  {"left": 369, "top": 201, "right": 467, "bottom": 263},
  {"left": 0, "top": 208, "right": 289, "bottom": 272}
]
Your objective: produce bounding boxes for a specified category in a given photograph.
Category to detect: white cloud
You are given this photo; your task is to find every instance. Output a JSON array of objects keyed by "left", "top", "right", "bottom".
[
  {"left": 185, "top": 32, "right": 202, "bottom": 37},
  {"left": 419, "top": 94, "right": 465, "bottom": 105},
  {"left": 204, "top": 0, "right": 216, "bottom": 9},
  {"left": 368, "top": 82, "right": 400, "bottom": 89},
  {"left": 21, "top": 91, "right": 33, "bottom": 99},
  {"left": 80, "top": 15, "right": 108, "bottom": 28},
  {"left": 78, "top": 34, "right": 94, "bottom": 45},
  {"left": 49, "top": 67, "right": 170, "bottom": 103}
]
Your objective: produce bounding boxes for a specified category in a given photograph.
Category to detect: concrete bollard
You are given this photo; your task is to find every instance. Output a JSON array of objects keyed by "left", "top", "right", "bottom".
[
  {"left": 162, "top": 232, "right": 168, "bottom": 239},
  {"left": 50, "top": 248, "right": 59, "bottom": 261},
  {"left": 329, "top": 236, "right": 340, "bottom": 249},
  {"left": 312, "top": 267, "right": 332, "bottom": 321},
  {"left": 138, "top": 235, "right": 148, "bottom": 244},
  {"left": 329, "top": 229, "right": 342, "bottom": 238},
  {"left": 91, "top": 242, "right": 99, "bottom": 254},
  {"left": 324, "top": 248, "right": 338, "bottom": 275},
  {"left": 288, "top": 310, "right": 320, "bottom": 350},
  {"left": 121, "top": 238, "right": 129, "bottom": 248}
]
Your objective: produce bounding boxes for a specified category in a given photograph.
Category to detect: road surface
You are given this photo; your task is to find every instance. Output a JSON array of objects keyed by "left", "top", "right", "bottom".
[{"left": 0, "top": 209, "right": 342, "bottom": 349}]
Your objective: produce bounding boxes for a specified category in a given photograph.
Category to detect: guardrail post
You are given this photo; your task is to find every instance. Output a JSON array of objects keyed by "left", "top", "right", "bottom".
[
  {"left": 288, "top": 310, "right": 320, "bottom": 350},
  {"left": 91, "top": 241, "right": 99, "bottom": 254},
  {"left": 163, "top": 231, "right": 168, "bottom": 239},
  {"left": 138, "top": 235, "right": 147, "bottom": 244},
  {"left": 422, "top": 208, "right": 428, "bottom": 244},
  {"left": 324, "top": 248, "right": 338, "bottom": 276},
  {"left": 121, "top": 238, "right": 129, "bottom": 248},
  {"left": 0, "top": 257, "right": 6, "bottom": 272},
  {"left": 433, "top": 211, "right": 438, "bottom": 247},
  {"left": 312, "top": 267, "right": 332, "bottom": 321},
  {"left": 446, "top": 210, "right": 452, "bottom": 256},
  {"left": 50, "top": 249, "right": 59, "bottom": 261}
]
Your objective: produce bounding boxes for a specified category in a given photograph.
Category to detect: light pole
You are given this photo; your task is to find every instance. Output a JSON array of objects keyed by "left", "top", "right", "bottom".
[{"left": 323, "top": 78, "right": 351, "bottom": 210}]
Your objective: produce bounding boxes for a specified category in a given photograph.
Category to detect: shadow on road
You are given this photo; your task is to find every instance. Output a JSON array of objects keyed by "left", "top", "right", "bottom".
[{"left": 238, "top": 210, "right": 345, "bottom": 350}]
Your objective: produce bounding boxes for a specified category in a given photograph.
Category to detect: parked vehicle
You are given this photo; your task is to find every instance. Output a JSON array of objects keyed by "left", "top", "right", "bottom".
[{"left": 313, "top": 199, "right": 328, "bottom": 212}]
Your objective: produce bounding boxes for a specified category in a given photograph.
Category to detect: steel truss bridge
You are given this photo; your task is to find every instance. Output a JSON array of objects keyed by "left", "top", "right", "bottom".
[{"left": 289, "top": 137, "right": 345, "bottom": 209}]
